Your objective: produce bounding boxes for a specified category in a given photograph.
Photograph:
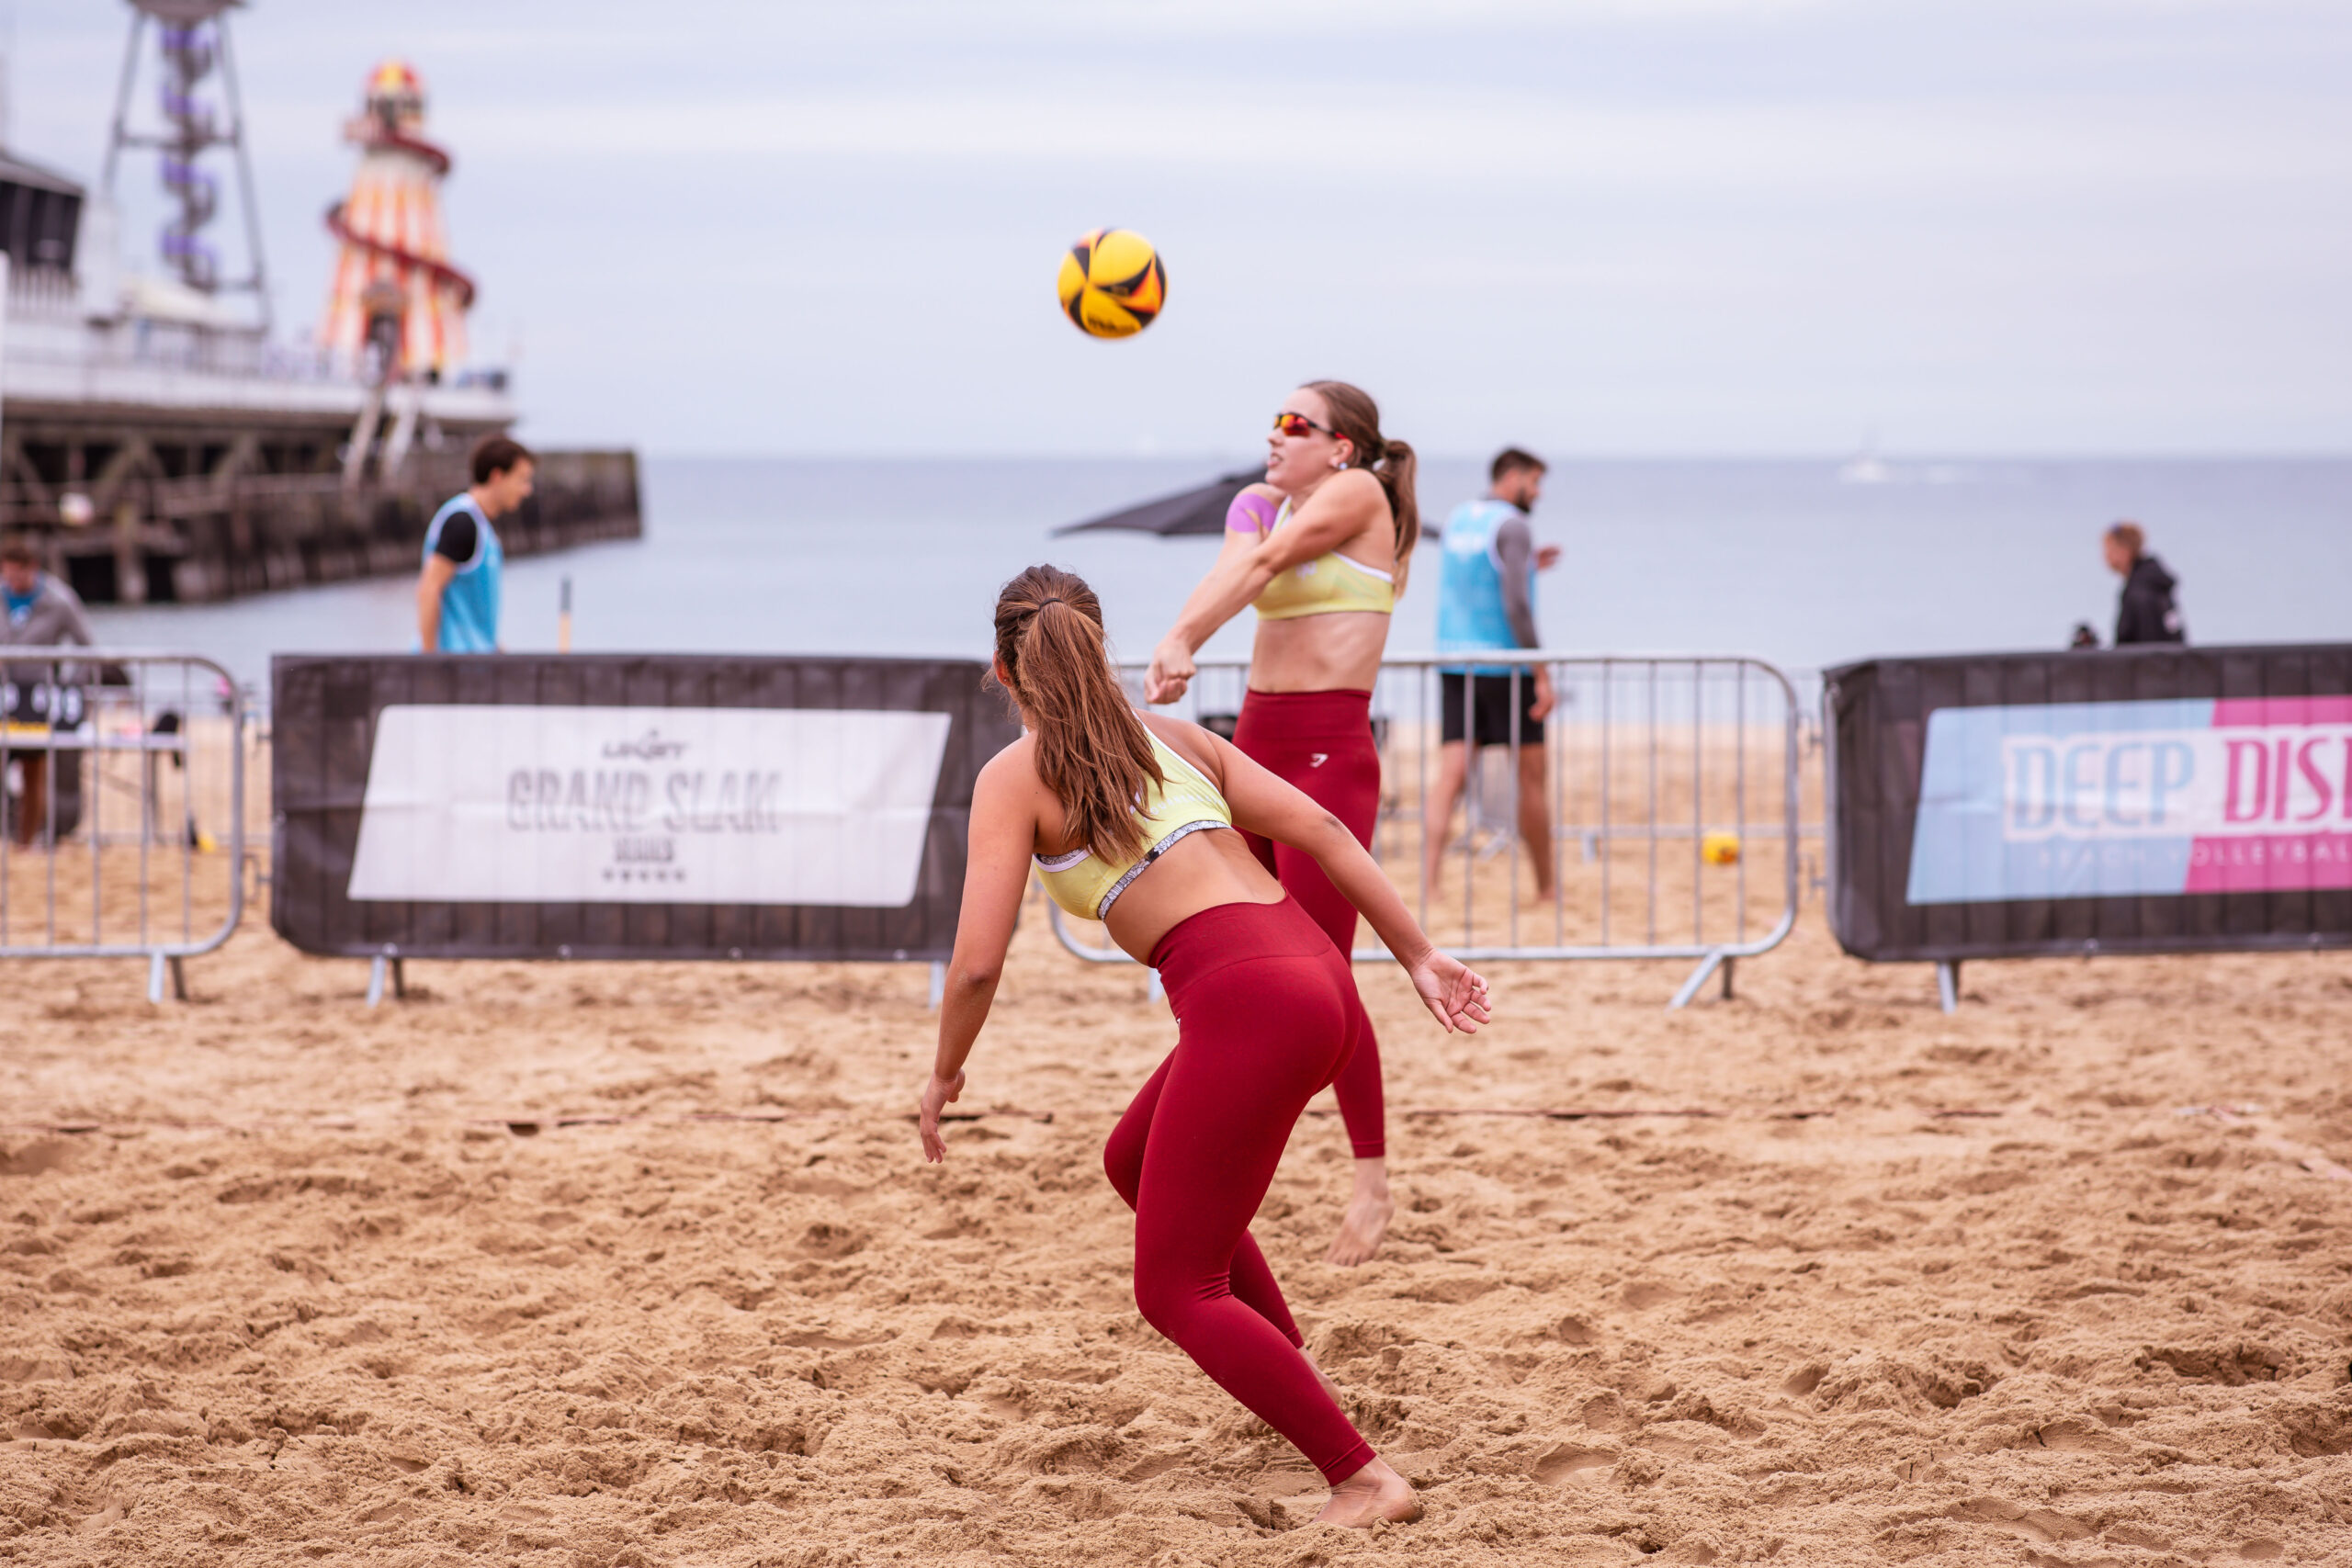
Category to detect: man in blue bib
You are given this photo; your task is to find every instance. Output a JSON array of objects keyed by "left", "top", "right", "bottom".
[
  {"left": 416, "top": 435, "right": 535, "bottom": 653},
  {"left": 1422, "top": 447, "right": 1559, "bottom": 901}
]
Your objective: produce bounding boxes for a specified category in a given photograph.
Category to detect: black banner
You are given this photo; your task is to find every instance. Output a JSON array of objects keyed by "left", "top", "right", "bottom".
[
  {"left": 271, "top": 654, "right": 1018, "bottom": 964},
  {"left": 1824, "top": 644, "right": 2352, "bottom": 963}
]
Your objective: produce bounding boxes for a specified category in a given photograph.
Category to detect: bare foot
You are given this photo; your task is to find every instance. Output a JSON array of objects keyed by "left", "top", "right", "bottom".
[
  {"left": 1314, "top": 1457, "right": 1420, "bottom": 1528},
  {"left": 1325, "top": 1157, "right": 1393, "bottom": 1267}
]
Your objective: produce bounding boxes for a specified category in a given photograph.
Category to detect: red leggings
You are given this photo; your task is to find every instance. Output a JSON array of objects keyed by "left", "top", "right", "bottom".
[
  {"left": 1103, "top": 897, "right": 1378, "bottom": 1485},
  {"left": 1232, "top": 688, "right": 1385, "bottom": 1159}
]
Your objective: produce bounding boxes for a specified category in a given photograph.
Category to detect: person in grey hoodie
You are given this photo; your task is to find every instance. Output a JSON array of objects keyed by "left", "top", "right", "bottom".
[
  {"left": 1, "top": 536, "right": 93, "bottom": 846},
  {"left": 2103, "top": 522, "right": 2186, "bottom": 646}
]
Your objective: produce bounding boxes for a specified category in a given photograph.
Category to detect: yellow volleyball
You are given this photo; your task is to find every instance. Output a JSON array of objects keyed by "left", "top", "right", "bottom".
[
  {"left": 1056, "top": 228, "right": 1166, "bottom": 339},
  {"left": 1702, "top": 831, "right": 1741, "bottom": 866}
]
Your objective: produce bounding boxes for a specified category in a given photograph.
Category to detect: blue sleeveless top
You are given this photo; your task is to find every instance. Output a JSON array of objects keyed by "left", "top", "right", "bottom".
[
  {"left": 1435, "top": 499, "right": 1534, "bottom": 676},
  {"left": 421, "top": 494, "right": 503, "bottom": 653}
]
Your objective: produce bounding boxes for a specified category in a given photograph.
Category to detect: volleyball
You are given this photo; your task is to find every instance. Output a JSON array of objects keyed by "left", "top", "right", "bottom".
[{"left": 1056, "top": 228, "right": 1166, "bottom": 339}]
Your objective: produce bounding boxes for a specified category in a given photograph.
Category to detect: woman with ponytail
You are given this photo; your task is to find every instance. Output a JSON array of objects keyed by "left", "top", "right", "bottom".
[
  {"left": 1143, "top": 380, "right": 1416, "bottom": 1266},
  {"left": 918, "top": 564, "right": 1486, "bottom": 1529}
]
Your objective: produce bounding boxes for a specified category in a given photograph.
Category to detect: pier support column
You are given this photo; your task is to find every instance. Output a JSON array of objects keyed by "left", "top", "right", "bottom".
[{"left": 113, "top": 502, "right": 145, "bottom": 604}]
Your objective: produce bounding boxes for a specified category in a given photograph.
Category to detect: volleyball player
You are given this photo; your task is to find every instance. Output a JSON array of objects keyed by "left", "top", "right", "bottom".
[
  {"left": 916, "top": 566, "right": 1487, "bottom": 1528},
  {"left": 1142, "top": 382, "right": 1418, "bottom": 1266}
]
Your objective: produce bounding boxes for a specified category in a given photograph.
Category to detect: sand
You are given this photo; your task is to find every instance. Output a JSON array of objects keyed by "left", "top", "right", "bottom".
[{"left": 5, "top": 879, "right": 2351, "bottom": 1565}]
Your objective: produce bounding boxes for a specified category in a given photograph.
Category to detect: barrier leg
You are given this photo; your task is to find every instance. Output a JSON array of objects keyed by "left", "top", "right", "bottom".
[
  {"left": 392, "top": 958, "right": 406, "bottom": 1000},
  {"left": 1668, "top": 950, "right": 1726, "bottom": 1011},
  {"left": 928, "top": 961, "right": 945, "bottom": 1010},
  {"left": 147, "top": 952, "right": 166, "bottom": 1004},
  {"left": 1720, "top": 956, "right": 1736, "bottom": 1001},
  {"left": 1936, "top": 960, "right": 1961, "bottom": 1015},
  {"left": 368, "top": 954, "right": 388, "bottom": 1009}
]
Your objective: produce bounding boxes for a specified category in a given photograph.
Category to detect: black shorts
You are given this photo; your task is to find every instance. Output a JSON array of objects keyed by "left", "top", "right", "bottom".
[{"left": 1440, "top": 671, "right": 1544, "bottom": 748}]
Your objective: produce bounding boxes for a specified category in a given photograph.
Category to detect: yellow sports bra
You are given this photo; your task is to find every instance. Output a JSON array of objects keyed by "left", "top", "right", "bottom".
[
  {"left": 1237, "top": 494, "right": 1396, "bottom": 622},
  {"left": 1034, "top": 731, "right": 1233, "bottom": 921}
]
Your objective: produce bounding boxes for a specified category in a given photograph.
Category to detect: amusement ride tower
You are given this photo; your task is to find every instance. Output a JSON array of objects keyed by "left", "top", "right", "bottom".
[
  {"left": 320, "top": 59, "right": 479, "bottom": 482},
  {"left": 321, "top": 59, "right": 476, "bottom": 386}
]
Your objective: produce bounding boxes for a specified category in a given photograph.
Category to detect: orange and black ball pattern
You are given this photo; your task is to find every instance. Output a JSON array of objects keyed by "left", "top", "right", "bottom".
[{"left": 1056, "top": 228, "right": 1166, "bottom": 339}]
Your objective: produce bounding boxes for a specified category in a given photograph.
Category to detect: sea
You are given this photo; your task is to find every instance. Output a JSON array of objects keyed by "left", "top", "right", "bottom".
[{"left": 84, "top": 457, "right": 2352, "bottom": 700}]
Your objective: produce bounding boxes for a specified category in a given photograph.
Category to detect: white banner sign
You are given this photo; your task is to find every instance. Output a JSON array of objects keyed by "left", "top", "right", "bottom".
[{"left": 346, "top": 705, "right": 952, "bottom": 907}]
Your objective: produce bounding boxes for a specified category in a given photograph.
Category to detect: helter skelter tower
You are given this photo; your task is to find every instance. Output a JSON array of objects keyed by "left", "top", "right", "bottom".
[{"left": 320, "top": 60, "right": 476, "bottom": 385}]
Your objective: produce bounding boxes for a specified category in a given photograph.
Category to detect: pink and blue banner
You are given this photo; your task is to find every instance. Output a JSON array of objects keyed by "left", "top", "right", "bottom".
[{"left": 1907, "top": 696, "right": 2352, "bottom": 905}]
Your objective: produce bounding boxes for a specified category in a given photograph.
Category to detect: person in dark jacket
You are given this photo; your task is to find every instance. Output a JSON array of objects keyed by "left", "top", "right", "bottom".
[{"left": 2103, "top": 522, "right": 2185, "bottom": 646}]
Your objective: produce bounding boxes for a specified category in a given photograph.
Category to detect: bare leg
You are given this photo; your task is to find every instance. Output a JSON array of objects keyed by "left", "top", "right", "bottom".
[
  {"left": 1324, "top": 1156, "right": 1393, "bottom": 1268},
  {"left": 16, "top": 753, "right": 47, "bottom": 848},
  {"left": 1516, "top": 744, "right": 1554, "bottom": 901},
  {"left": 1419, "top": 741, "right": 1470, "bottom": 901},
  {"left": 1315, "top": 1456, "right": 1422, "bottom": 1528},
  {"left": 1300, "top": 1343, "right": 1345, "bottom": 1407}
]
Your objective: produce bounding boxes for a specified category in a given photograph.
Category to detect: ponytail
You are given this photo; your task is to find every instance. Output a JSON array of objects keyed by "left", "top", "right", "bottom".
[
  {"left": 1304, "top": 379, "right": 1419, "bottom": 593},
  {"left": 1371, "top": 438, "right": 1419, "bottom": 592},
  {"left": 992, "top": 565, "right": 1162, "bottom": 862}
]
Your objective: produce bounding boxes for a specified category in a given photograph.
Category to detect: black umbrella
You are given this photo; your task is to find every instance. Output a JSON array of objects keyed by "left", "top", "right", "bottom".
[{"left": 1053, "top": 468, "right": 1263, "bottom": 536}]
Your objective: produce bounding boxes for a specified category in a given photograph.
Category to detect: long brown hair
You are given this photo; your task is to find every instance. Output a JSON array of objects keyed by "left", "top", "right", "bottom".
[
  {"left": 1304, "top": 379, "right": 1419, "bottom": 592},
  {"left": 992, "top": 565, "right": 1162, "bottom": 861}
]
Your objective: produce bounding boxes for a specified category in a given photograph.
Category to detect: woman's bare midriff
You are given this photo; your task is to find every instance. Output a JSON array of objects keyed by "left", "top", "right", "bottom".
[
  {"left": 1246, "top": 612, "right": 1391, "bottom": 694},
  {"left": 1096, "top": 829, "right": 1286, "bottom": 963}
]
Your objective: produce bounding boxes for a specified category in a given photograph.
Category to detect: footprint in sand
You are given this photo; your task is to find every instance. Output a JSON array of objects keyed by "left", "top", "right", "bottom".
[{"left": 1532, "top": 1443, "right": 1616, "bottom": 1484}]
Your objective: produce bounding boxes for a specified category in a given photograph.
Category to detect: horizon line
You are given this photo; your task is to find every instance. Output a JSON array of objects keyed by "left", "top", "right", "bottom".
[{"left": 606, "top": 448, "right": 2352, "bottom": 465}]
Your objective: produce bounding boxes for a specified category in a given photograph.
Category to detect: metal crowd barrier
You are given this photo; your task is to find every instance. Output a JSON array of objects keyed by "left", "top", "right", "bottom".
[
  {"left": 0, "top": 651, "right": 247, "bottom": 1000},
  {"left": 1048, "top": 653, "right": 1802, "bottom": 1009}
]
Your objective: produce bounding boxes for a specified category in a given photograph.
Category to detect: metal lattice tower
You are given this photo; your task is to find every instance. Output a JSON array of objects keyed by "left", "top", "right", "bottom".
[{"left": 99, "top": 0, "right": 270, "bottom": 328}]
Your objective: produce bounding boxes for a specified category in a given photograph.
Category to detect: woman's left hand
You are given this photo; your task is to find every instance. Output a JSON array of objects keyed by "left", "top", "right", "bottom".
[
  {"left": 1408, "top": 951, "right": 1490, "bottom": 1033},
  {"left": 917, "top": 1070, "right": 966, "bottom": 1162}
]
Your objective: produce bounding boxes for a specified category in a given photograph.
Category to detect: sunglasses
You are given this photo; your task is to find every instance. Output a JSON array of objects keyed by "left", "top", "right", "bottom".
[{"left": 1272, "top": 412, "right": 1337, "bottom": 439}]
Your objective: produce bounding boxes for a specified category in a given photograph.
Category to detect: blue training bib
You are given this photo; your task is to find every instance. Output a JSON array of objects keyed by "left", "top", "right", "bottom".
[
  {"left": 420, "top": 495, "right": 503, "bottom": 653},
  {"left": 1435, "top": 499, "right": 1535, "bottom": 676}
]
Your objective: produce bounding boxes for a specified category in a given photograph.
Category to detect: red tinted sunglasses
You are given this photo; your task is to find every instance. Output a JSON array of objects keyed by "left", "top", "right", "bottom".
[{"left": 1272, "top": 412, "right": 1337, "bottom": 439}]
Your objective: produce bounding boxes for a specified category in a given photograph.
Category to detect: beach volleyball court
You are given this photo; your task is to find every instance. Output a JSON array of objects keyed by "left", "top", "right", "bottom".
[{"left": 5, "top": 873, "right": 2348, "bottom": 1563}]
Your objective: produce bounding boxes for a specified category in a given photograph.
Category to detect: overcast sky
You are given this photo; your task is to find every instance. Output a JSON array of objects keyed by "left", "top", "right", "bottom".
[{"left": 8, "top": 0, "right": 2348, "bottom": 457}]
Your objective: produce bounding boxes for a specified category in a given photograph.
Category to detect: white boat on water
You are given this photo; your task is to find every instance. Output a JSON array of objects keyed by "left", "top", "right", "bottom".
[{"left": 1837, "top": 437, "right": 1894, "bottom": 486}]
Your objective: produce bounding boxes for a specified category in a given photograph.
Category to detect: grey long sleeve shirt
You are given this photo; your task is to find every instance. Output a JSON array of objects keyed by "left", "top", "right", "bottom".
[
  {"left": 3, "top": 571, "right": 95, "bottom": 685},
  {"left": 1493, "top": 516, "right": 1540, "bottom": 648}
]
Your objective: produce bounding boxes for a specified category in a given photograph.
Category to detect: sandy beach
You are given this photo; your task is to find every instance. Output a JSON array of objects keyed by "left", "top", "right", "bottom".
[{"left": 4, "top": 874, "right": 2349, "bottom": 1566}]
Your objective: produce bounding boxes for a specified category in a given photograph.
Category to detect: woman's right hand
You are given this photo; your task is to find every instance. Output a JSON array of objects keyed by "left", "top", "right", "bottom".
[
  {"left": 917, "top": 1070, "right": 966, "bottom": 1163},
  {"left": 1144, "top": 639, "right": 1196, "bottom": 705},
  {"left": 1408, "top": 949, "right": 1491, "bottom": 1034}
]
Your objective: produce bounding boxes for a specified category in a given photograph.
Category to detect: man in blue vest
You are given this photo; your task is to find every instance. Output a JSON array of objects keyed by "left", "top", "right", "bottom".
[
  {"left": 415, "top": 434, "right": 535, "bottom": 653},
  {"left": 1422, "top": 447, "right": 1559, "bottom": 901}
]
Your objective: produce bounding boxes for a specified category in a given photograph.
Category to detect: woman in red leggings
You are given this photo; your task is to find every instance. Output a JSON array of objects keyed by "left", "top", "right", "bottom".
[
  {"left": 917, "top": 566, "right": 1487, "bottom": 1529},
  {"left": 1144, "top": 380, "right": 1416, "bottom": 1265}
]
